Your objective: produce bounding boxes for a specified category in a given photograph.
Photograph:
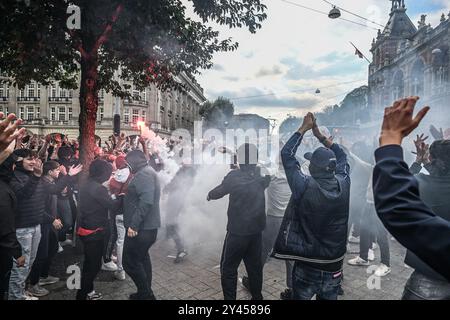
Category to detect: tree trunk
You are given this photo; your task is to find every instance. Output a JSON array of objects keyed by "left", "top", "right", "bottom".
[{"left": 78, "top": 53, "right": 99, "bottom": 167}]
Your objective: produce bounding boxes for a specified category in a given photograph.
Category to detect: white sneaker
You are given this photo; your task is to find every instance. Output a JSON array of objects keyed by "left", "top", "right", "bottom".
[
  {"left": 57, "top": 243, "right": 64, "bottom": 253},
  {"left": 102, "top": 260, "right": 118, "bottom": 272},
  {"left": 24, "top": 291, "right": 39, "bottom": 300},
  {"left": 114, "top": 270, "right": 126, "bottom": 281},
  {"left": 27, "top": 284, "right": 49, "bottom": 297},
  {"left": 374, "top": 264, "right": 391, "bottom": 277},
  {"left": 87, "top": 291, "right": 103, "bottom": 300},
  {"left": 60, "top": 239, "right": 73, "bottom": 247},
  {"left": 348, "top": 235, "right": 360, "bottom": 244},
  {"left": 347, "top": 256, "right": 370, "bottom": 266},
  {"left": 368, "top": 249, "right": 375, "bottom": 261}
]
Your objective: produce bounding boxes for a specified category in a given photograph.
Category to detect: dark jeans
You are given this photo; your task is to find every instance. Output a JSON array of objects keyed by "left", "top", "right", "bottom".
[
  {"left": 360, "top": 203, "right": 390, "bottom": 266},
  {"left": 76, "top": 234, "right": 105, "bottom": 300},
  {"left": 0, "top": 252, "right": 13, "bottom": 300},
  {"left": 123, "top": 229, "right": 158, "bottom": 296},
  {"left": 292, "top": 263, "right": 343, "bottom": 300},
  {"left": 402, "top": 271, "right": 450, "bottom": 300},
  {"left": 220, "top": 232, "right": 263, "bottom": 300},
  {"left": 166, "top": 224, "right": 184, "bottom": 253},
  {"left": 57, "top": 198, "right": 73, "bottom": 241},
  {"left": 103, "top": 218, "right": 117, "bottom": 263},
  {"left": 29, "top": 223, "right": 59, "bottom": 285}
]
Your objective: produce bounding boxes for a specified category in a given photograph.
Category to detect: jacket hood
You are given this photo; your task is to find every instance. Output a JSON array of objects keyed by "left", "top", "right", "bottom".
[{"left": 125, "top": 150, "right": 148, "bottom": 173}]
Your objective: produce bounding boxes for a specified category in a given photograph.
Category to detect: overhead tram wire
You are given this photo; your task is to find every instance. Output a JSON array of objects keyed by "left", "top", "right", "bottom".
[
  {"left": 229, "top": 79, "right": 366, "bottom": 101},
  {"left": 322, "top": 0, "right": 385, "bottom": 28},
  {"left": 280, "top": 0, "right": 379, "bottom": 31}
]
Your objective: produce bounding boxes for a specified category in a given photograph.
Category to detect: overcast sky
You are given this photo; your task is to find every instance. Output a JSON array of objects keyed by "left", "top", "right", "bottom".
[{"left": 188, "top": 0, "right": 449, "bottom": 125}]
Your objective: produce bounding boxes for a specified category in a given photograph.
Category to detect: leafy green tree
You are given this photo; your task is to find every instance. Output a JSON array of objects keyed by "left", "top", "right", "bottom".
[
  {"left": 279, "top": 115, "right": 302, "bottom": 136},
  {"left": 0, "top": 0, "right": 267, "bottom": 164},
  {"left": 199, "top": 96, "right": 234, "bottom": 129}
]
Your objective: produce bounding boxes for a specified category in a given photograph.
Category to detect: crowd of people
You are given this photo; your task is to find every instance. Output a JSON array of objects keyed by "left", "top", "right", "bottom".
[{"left": 0, "top": 95, "right": 449, "bottom": 301}]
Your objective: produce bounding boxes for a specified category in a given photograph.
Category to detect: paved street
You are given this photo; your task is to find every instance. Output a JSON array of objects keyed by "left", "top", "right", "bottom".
[{"left": 41, "top": 235, "right": 412, "bottom": 300}]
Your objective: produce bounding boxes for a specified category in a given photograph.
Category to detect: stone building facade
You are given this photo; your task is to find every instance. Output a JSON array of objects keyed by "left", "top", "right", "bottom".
[
  {"left": 368, "top": 0, "right": 450, "bottom": 124},
  {"left": 0, "top": 71, "right": 206, "bottom": 141}
]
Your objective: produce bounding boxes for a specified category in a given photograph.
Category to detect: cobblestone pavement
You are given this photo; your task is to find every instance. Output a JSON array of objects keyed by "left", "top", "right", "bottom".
[{"left": 41, "top": 234, "right": 412, "bottom": 301}]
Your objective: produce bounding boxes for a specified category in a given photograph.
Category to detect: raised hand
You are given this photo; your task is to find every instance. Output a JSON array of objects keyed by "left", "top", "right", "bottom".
[
  {"left": 412, "top": 134, "right": 430, "bottom": 164},
  {"left": 68, "top": 164, "right": 83, "bottom": 176},
  {"left": 379, "top": 97, "right": 430, "bottom": 147},
  {"left": 0, "top": 113, "right": 26, "bottom": 153},
  {"left": 298, "top": 112, "right": 315, "bottom": 134},
  {"left": 33, "top": 158, "right": 43, "bottom": 177}
]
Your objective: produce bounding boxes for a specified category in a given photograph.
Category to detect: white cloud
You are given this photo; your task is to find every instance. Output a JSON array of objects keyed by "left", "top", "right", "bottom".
[{"left": 183, "top": 0, "right": 449, "bottom": 123}]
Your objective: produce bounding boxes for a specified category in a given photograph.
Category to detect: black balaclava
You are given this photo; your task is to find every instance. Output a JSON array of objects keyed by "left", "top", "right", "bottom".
[{"left": 237, "top": 143, "right": 258, "bottom": 175}]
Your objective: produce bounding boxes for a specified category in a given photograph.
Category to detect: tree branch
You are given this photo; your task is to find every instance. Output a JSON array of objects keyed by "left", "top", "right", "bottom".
[
  {"left": 92, "top": 4, "right": 124, "bottom": 54},
  {"left": 68, "top": 30, "right": 89, "bottom": 60}
]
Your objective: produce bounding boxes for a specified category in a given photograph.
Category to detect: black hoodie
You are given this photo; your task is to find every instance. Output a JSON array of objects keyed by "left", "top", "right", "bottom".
[
  {"left": 208, "top": 166, "right": 271, "bottom": 235},
  {"left": 78, "top": 160, "right": 121, "bottom": 231},
  {"left": 0, "top": 155, "right": 22, "bottom": 259}
]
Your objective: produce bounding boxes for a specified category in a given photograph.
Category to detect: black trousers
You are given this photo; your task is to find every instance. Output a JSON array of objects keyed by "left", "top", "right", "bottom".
[
  {"left": 123, "top": 229, "right": 158, "bottom": 296},
  {"left": 29, "top": 223, "right": 59, "bottom": 285},
  {"left": 76, "top": 234, "right": 105, "bottom": 300},
  {"left": 0, "top": 252, "right": 13, "bottom": 300},
  {"left": 220, "top": 232, "right": 263, "bottom": 300}
]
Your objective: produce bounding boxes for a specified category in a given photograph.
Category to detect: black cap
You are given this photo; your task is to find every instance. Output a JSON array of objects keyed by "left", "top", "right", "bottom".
[{"left": 304, "top": 147, "right": 336, "bottom": 169}]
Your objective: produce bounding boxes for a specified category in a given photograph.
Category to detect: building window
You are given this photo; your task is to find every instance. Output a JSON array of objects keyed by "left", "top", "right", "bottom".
[
  {"left": 133, "top": 87, "right": 140, "bottom": 101},
  {"left": 37, "top": 84, "right": 41, "bottom": 98},
  {"left": 69, "top": 90, "right": 73, "bottom": 98},
  {"left": 19, "top": 107, "right": 24, "bottom": 120},
  {"left": 58, "top": 107, "right": 66, "bottom": 121},
  {"left": 68, "top": 107, "right": 73, "bottom": 120},
  {"left": 28, "top": 83, "right": 35, "bottom": 97},
  {"left": 0, "top": 106, "right": 8, "bottom": 115},
  {"left": 19, "top": 89, "right": 25, "bottom": 98},
  {"left": 132, "top": 109, "right": 139, "bottom": 123},
  {"left": 51, "top": 84, "right": 57, "bottom": 98},
  {"left": 124, "top": 108, "right": 130, "bottom": 124},
  {"left": 99, "top": 108, "right": 104, "bottom": 121},
  {"left": 142, "top": 110, "right": 146, "bottom": 122},
  {"left": 0, "top": 85, "right": 4, "bottom": 97},
  {"left": 51, "top": 107, "right": 56, "bottom": 121},
  {"left": 36, "top": 107, "right": 40, "bottom": 119},
  {"left": 27, "top": 106, "right": 34, "bottom": 120},
  {"left": 60, "top": 89, "right": 66, "bottom": 98},
  {"left": 99, "top": 89, "right": 104, "bottom": 100}
]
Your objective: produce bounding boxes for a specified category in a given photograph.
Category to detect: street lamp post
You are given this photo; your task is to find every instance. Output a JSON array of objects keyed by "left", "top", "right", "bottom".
[{"left": 113, "top": 96, "right": 121, "bottom": 136}]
